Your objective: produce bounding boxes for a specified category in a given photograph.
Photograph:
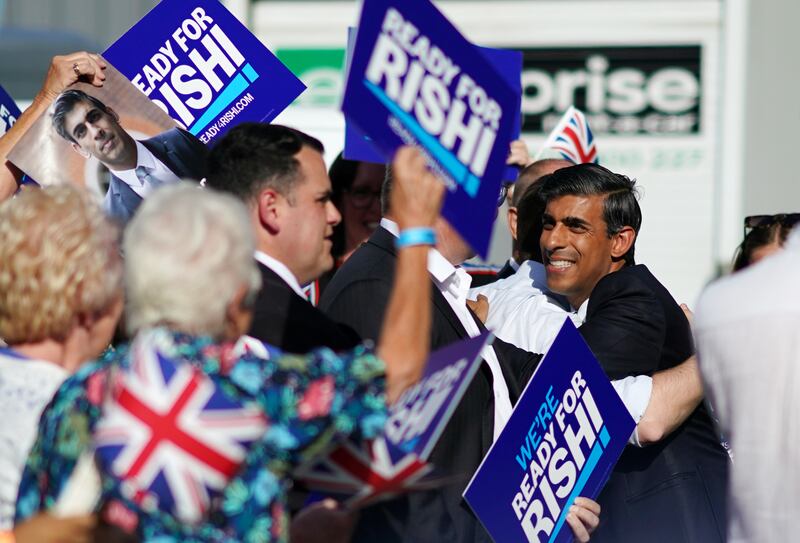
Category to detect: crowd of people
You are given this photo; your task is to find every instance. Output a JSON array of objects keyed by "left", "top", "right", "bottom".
[{"left": 0, "top": 51, "right": 796, "bottom": 543}]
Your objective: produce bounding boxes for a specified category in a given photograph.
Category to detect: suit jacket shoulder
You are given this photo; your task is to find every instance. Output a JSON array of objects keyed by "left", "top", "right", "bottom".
[
  {"left": 320, "top": 227, "right": 398, "bottom": 341},
  {"left": 249, "top": 264, "right": 360, "bottom": 353},
  {"left": 580, "top": 265, "right": 666, "bottom": 379},
  {"left": 142, "top": 127, "right": 209, "bottom": 182},
  {"left": 625, "top": 265, "right": 694, "bottom": 369}
]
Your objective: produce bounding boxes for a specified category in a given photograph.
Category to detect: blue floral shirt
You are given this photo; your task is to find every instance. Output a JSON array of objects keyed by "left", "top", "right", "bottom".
[{"left": 15, "top": 328, "right": 387, "bottom": 542}]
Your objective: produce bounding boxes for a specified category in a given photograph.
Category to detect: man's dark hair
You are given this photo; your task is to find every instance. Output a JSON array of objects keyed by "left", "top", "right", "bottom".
[
  {"left": 537, "top": 163, "right": 642, "bottom": 266},
  {"left": 206, "top": 123, "right": 324, "bottom": 203},
  {"left": 732, "top": 222, "right": 792, "bottom": 271},
  {"left": 516, "top": 182, "right": 547, "bottom": 263},
  {"left": 512, "top": 159, "right": 572, "bottom": 262},
  {"left": 52, "top": 89, "right": 112, "bottom": 144}
]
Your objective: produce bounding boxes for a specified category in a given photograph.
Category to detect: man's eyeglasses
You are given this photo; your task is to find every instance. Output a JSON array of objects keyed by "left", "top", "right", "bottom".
[
  {"left": 344, "top": 187, "right": 382, "bottom": 209},
  {"left": 744, "top": 213, "right": 800, "bottom": 237}
]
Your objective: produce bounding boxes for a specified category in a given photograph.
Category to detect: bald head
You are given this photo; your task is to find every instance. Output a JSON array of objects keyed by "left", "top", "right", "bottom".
[{"left": 511, "top": 159, "right": 573, "bottom": 208}]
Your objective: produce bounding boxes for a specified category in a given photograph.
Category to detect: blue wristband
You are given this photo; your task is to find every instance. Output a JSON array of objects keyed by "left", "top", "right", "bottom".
[{"left": 396, "top": 227, "right": 436, "bottom": 249}]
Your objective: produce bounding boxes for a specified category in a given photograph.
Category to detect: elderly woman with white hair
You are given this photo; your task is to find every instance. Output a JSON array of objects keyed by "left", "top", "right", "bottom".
[
  {"left": 0, "top": 186, "right": 124, "bottom": 542},
  {"left": 15, "top": 147, "right": 445, "bottom": 542}
]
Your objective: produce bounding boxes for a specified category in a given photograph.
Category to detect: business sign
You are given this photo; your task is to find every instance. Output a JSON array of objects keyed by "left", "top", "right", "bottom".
[
  {"left": 464, "top": 321, "right": 634, "bottom": 543},
  {"left": 521, "top": 45, "right": 701, "bottom": 135},
  {"left": 275, "top": 48, "right": 345, "bottom": 108},
  {"left": 0, "top": 84, "right": 19, "bottom": 137},
  {"left": 296, "top": 333, "right": 489, "bottom": 506},
  {"left": 104, "top": 0, "right": 306, "bottom": 145},
  {"left": 342, "top": 0, "right": 518, "bottom": 258}
]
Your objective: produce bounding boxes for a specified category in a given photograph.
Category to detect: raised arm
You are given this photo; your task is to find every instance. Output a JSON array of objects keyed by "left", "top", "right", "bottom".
[
  {"left": 636, "top": 355, "right": 703, "bottom": 445},
  {"left": 376, "top": 147, "right": 444, "bottom": 403},
  {"left": 0, "top": 52, "right": 106, "bottom": 200}
]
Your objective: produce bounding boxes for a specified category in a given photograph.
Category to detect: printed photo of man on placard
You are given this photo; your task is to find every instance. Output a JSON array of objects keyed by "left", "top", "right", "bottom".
[
  {"left": 8, "top": 63, "right": 208, "bottom": 224},
  {"left": 50, "top": 89, "right": 207, "bottom": 223}
]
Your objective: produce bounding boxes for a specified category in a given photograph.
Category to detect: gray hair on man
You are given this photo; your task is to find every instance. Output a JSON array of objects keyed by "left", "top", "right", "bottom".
[{"left": 123, "top": 183, "right": 261, "bottom": 337}]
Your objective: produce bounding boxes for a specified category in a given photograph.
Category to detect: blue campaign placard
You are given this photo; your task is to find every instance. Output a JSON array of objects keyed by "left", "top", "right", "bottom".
[
  {"left": 464, "top": 320, "right": 635, "bottom": 543},
  {"left": 343, "top": 26, "right": 387, "bottom": 164},
  {"left": 477, "top": 47, "right": 522, "bottom": 183},
  {"left": 342, "top": 0, "right": 518, "bottom": 258},
  {"left": 384, "top": 332, "right": 488, "bottom": 463},
  {"left": 104, "top": 0, "right": 306, "bottom": 145},
  {"left": 343, "top": 37, "right": 523, "bottom": 171},
  {"left": 0, "top": 85, "right": 39, "bottom": 187},
  {"left": 0, "top": 84, "right": 20, "bottom": 137},
  {"left": 295, "top": 334, "right": 489, "bottom": 504}
]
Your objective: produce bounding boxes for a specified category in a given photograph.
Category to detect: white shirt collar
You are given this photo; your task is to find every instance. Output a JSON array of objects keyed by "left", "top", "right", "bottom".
[
  {"left": 109, "top": 141, "right": 170, "bottom": 195},
  {"left": 508, "top": 257, "right": 520, "bottom": 272},
  {"left": 380, "top": 218, "right": 463, "bottom": 290},
  {"left": 254, "top": 251, "right": 305, "bottom": 298},
  {"left": 576, "top": 298, "right": 590, "bottom": 324}
]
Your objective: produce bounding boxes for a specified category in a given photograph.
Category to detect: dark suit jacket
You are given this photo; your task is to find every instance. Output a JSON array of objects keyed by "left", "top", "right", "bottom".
[
  {"left": 320, "top": 227, "right": 540, "bottom": 543},
  {"left": 248, "top": 262, "right": 361, "bottom": 354},
  {"left": 104, "top": 127, "right": 208, "bottom": 223},
  {"left": 582, "top": 265, "right": 728, "bottom": 543}
]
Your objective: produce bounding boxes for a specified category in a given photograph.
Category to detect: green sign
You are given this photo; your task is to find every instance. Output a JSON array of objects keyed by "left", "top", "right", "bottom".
[{"left": 276, "top": 48, "right": 345, "bottom": 107}]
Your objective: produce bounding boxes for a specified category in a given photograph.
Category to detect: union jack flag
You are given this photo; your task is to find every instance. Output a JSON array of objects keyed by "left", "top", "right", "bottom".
[
  {"left": 295, "top": 437, "right": 444, "bottom": 508},
  {"left": 93, "top": 334, "right": 268, "bottom": 524},
  {"left": 536, "top": 106, "right": 599, "bottom": 164}
]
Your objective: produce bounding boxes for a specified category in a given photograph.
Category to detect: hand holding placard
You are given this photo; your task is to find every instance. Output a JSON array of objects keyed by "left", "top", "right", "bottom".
[
  {"left": 464, "top": 321, "right": 634, "bottom": 543},
  {"left": 390, "top": 146, "right": 445, "bottom": 231}
]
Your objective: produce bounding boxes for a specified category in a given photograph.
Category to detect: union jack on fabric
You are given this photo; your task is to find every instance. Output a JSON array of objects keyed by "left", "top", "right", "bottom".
[
  {"left": 93, "top": 335, "right": 268, "bottom": 524},
  {"left": 536, "top": 106, "right": 599, "bottom": 164},
  {"left": 295, "top": 437, "right": 443, "bottom": 508}
]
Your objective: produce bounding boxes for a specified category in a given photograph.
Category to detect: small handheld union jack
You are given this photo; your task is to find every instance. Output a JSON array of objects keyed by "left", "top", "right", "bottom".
[
  {"left": 93, "top": 334, "right": 268, "bottom": 524},
  {"left": 535, "top": 106, "right": 599, "bottom": 164},
  {"left": 294, "top": 437, "right": 446, "bottom": 509}
]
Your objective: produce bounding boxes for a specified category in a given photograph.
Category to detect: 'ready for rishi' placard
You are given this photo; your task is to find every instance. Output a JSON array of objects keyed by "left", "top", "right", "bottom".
[
  {"left": 104, "top": 0, "right": 306, "bottom": 145},
  {"left": 342, "top": 0, "right": 518, "bottom": 259}
]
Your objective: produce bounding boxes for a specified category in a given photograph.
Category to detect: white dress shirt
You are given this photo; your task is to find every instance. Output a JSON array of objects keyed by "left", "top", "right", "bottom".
[
  {"left": 254, "top": 251, "right": 305, "bottom": 298},
  {"left": 695, "top": 228, "right": 800, "bottom": 543},
  {"left": 111, "top": 140, "right": 181, "bottom": 197},
  {"left": 0, "top": 349, "right": 67, "bottom": 529},
  {"left": 471, "top": 260, "right": 575, "bottom": 354},
  {"left": 382, "top": 218, "right": 514, "bottom": 439},
  {"left": 470, "top": 259, "right": 653, "bottom": 446}
]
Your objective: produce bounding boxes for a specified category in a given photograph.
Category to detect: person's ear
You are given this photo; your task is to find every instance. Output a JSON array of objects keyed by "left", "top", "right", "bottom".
[
  {"left": 71, "top": 142, "right": 91, "bottom": 159},
  {"left": 508, "top": 206, "right": 519, "bottom": 241},
  {"left": 610, "top": 226, "right": 636, "bottom": 261},
  {"left": 256, "top": 188, "right": 283, "bottom": 235}
]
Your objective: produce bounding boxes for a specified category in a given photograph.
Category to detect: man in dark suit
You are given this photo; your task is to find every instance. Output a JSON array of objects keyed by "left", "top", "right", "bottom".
[
  {"left": 538, "top": 163, "right": 728, "bottom": 542},
  {"left": 51, "top": 89, "right": 207, "bottom": 223},
  {"left": 206, "top": 123, "right": 360, "bottom": 354},
  {"left": 320, "top": 171, "right": 599, "bottom": 542}
]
